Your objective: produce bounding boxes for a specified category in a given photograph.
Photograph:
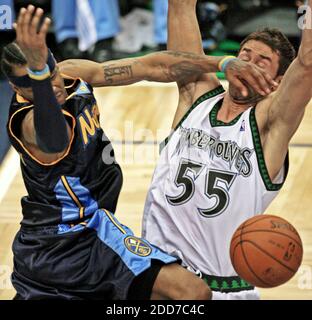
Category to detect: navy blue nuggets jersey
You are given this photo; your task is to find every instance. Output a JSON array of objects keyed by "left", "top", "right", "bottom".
[
  {"left": 7, "top": 77, "right": 123, "bottom": 227},
  {"left": 7, "top": 76, "right": 177, "bottom": 300}
]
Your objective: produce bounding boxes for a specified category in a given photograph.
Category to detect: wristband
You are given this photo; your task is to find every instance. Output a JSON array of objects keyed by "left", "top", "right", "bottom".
[
  {"left": 218, "top": 56, "right": 238, "bottom": 73},
  {"left": 27, "top": 64, "right": 51, "bottom": 81}
]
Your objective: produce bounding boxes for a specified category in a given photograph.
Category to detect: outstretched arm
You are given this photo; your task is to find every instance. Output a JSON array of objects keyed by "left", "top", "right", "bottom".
[
  {"left": 59, "top": 51, "right": 274, "bottom": 93},
  {"left": 257, "top": 1, "right": 312, "bottom": 180},
  {"left": 60, "top": 52, "right": 225, "bottom": 87}
]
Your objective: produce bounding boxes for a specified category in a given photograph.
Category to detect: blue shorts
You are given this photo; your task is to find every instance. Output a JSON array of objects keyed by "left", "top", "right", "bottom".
[{"left": 12, "top": 209, "right": 177, "bottom": 300}]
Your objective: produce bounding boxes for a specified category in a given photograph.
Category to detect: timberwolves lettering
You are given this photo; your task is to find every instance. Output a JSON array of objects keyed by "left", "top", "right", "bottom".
[{"left": 174, "top": 126, "right": 254, "bottom": 177}]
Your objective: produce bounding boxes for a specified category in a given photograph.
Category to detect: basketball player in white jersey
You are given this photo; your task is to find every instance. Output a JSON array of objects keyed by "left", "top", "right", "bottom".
[{"left": 142, "top": 0, "right": 312, "bottom": 299}]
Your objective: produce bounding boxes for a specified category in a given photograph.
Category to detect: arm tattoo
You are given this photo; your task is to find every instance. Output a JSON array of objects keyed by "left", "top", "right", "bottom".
[
  {"left": 163, "top": 51, "right": 202, "bottom": 61},
  {"left": 166, "top": 62, "right": 206, "bottom": 83},
  {"left": 103, "top": 64, "right": 133, "bottom": 84}
]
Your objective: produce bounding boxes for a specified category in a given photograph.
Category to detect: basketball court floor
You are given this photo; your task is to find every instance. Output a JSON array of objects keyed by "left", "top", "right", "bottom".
[{"left": 0, "top": 81, "right": 311, "bottom": 300}]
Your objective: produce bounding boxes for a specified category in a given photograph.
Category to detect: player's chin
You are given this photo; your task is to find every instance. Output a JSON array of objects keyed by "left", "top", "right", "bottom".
[{"left": 229, "top": 84, "right": 265, "bottom": 105}]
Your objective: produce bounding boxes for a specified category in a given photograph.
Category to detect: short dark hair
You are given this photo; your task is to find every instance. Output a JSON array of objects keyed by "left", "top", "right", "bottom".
[
  {"left": 1, "top": 42, "right": 27, "bottom": 78},
  {"left": 240, "top": 28, "right": 296, "bottom": 76}
]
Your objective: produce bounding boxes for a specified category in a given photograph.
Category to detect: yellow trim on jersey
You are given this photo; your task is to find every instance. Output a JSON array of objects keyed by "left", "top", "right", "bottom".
[
  {"left": 61, "top": 176, "right": 83, "bottom": 210},
  {"left": 60, "top": 176, "right": 86, "bottom": 220},
  {"left": 66, "top": 92, "right": 77, "bottom": 101},
  {"left": 8, "top": 106, "right": 76, "bottom": 166},
  {"left": 71, "top": 221, "right": 88, "bottom": 228},
  {"left": 60, "top": 73, "right": 85, "bottom": 89},
  {"left": 103, "top": 209, "right": 127, "bottom": 235},
  {"left": 16, "top": 94, "right": 30, "bottom": 104},
  {"left": 79, "top": 207, "right": 85, "bottom": 219}
]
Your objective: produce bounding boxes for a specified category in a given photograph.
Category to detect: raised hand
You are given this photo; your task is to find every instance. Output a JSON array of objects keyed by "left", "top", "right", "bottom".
[{"left": 13, "top": 5, "right": 51, "bottom": 71}]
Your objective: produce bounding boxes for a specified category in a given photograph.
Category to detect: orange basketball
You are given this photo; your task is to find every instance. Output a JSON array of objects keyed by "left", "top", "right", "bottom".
[{"left": 230, "top": 215, "right": 303, "bottom": 288}]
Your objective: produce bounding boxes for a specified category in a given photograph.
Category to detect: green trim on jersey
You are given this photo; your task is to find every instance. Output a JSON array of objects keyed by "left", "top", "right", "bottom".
[
  {"left": 202, "top": 274, "right": 254, "bottom": 293},
  {"left": 159, "top": 85, "right": 225, "bottom": 153},
  {"left": 249, "top": 107, "right": 289, "bottom": 191},
  {"left": 209, "top": 99, "right": 244, "bottom": 127}
]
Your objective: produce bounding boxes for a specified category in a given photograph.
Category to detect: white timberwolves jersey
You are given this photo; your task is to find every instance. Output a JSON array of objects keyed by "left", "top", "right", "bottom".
[{"left": 142, "top": 86, "right": 288, "bottom": 283}]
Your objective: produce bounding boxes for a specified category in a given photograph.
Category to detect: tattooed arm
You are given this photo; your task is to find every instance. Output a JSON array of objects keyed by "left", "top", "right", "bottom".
[
  {"left": 59, "top": 51, "right": 224, "bottom": 87},
  {"left": 59, "top": 51, "right": 275, "bottom": 93}
]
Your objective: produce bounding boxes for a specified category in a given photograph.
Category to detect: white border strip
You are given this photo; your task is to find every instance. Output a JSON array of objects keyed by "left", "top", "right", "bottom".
[
  {"left": 103, "top": 80, "right": 229, "bottom": 88},
  {"left": 0, "top": 147, "right": 20, "bottom": 204}
]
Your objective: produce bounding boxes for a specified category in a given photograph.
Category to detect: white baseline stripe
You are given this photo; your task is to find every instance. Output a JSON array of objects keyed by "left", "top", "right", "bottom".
[
  {"left": 0, "top": 147, "right": 20, "bottom": 204},
  {"left": 110, "top": 80, "right": 229, "bottom": 88}
]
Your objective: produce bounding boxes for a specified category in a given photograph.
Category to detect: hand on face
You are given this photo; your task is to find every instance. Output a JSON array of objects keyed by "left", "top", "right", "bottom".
[
  {"left": 228, "top": 82, "right": 266, "bottom": 106},
  {"left": 13, "top": 5, "right": 51, "bottom": 71},
  {"left": 225, "top": 58, "right": 279, "bottom": 103}
]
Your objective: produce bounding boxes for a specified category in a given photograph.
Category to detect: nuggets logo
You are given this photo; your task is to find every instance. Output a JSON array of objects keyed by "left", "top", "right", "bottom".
[{"left": 124, "top": 236, "right": 152, "bottom": 257}]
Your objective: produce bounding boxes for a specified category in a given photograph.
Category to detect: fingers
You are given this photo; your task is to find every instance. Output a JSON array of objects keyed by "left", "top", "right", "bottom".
[
  {"left": 29, "top": 7, "right": 44, "bottom": 36},
  {"left": 251, "top": 67, "right": 278, "bottom": 95},
  {"left": 15, "top": 5, "right": 46, "bottom": 41},
  {"left": 226, "top": 59, "right": 280, "bottom": 97},
  {"left": 240, "top": 72, "right": 265, "bottom": 96},
  {"left": 39, "top": 17, "right": 51, "bottom": 39},
  {"left": 15, "top": 7, "right": 26, "bottom": 43},
  {"left": 248, "top": 69, "right": 271, "bottom": 96},
  {"left": 229, "top": 77, "right": 249, "bottom": 97},
  {"left": 23, "top": 5, "right": 35, "bottom": 30},
  {"left": 240, "top": 65, "right": 278, "bottom": 97},
  {"left": 20, "top": 5, "right": 35, "bottom": 41},
  {"left": 262, "top": 70, "right": 279, "bottom": 89}
]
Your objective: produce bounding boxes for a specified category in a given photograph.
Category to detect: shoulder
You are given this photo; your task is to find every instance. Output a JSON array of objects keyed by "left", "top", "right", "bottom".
[
  {"left": 178, "top": 74, "right": 221, "bottom": 108},
  {"left": 7, "top": 93, "right": 33, "bottom": 137},
  {"left": 193, "top": 74, "right": 221, "bottom": 104}
]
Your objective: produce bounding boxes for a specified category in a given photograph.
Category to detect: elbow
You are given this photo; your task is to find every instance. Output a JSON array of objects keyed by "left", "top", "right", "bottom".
[
  {"left": 36, "top": 133, "right": 70, "bottom": 154},
  {"left": 50, "top": 138, "right": 70, "bottom": 154}
]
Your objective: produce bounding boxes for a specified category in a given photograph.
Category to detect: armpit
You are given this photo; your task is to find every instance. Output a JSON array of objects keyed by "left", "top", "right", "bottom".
[{"left": 21, "top": 109, "right": 36, "bottom": 146}]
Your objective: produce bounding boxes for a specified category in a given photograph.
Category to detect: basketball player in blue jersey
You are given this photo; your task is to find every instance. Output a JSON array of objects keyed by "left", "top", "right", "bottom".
[
  {"left": 2, "top": 5, "right": 277, "bottom": 300},
  {"left": 142, "top": 0, "right": 312, "bottom": 299}
]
